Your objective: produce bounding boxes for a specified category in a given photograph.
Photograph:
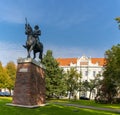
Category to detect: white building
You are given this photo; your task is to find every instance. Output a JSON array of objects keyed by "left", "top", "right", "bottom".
[{"left": 56, "top": 55, "right": 105, "bottom": 99}]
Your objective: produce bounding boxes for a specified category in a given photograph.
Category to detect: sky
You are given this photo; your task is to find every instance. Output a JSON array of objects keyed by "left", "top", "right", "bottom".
[{"left": 0, "top": 0, "right": 120, "bottom": 65}]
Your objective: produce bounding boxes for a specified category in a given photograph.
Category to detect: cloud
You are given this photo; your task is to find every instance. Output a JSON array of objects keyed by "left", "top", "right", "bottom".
[
  {"left": 0, "top": 41, "right": 26, "bottom": 66},
  {"left": 44, "top": 44, "right": 105, "bottom": 58}
]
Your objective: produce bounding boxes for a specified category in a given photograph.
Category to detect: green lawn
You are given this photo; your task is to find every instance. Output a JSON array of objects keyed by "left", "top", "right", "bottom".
[
  {"left": 0, "top": 97, "right": 120, "bottom": 115},
  {"left": 49, "top": 99, "right": 120, "bottom": 109}
]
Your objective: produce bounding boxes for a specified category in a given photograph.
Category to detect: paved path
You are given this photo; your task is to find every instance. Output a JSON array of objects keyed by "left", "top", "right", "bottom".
[{"left": 54, "top": 102, "right": 120, "bottom": 113}]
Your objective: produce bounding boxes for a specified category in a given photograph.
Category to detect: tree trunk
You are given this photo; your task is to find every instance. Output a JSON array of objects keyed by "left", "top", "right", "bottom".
[{"left": 89, "top": 90, "right": 92, "bottom": 99}]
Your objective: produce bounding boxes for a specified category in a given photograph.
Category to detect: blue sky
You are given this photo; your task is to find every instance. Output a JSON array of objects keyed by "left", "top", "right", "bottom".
[{"left": 0, "top": 0, "right": 120, "bottom": 65}]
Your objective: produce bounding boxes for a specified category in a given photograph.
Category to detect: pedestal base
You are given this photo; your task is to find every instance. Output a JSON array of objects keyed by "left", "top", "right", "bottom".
[
  {"left": 6, "top": 103, "right": 46, "bottom": 108},
  {"left": 12, "top": 58, "right": 46, "bottom": 107}
]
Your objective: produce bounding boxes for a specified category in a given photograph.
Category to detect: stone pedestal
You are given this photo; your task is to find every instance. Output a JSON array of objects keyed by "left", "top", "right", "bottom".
[{"left": 12, "top": 58, "right": 46, "bottom": 107}]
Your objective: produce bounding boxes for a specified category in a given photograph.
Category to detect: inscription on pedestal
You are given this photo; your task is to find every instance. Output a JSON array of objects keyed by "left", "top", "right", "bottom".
[{"left": 19, "top": 68, "right": 28, "bottom": 72}]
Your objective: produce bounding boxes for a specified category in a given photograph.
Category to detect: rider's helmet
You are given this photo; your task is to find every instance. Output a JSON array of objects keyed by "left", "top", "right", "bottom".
[{"left": 34, "top": 25, "right": 39, "bottom": 30}]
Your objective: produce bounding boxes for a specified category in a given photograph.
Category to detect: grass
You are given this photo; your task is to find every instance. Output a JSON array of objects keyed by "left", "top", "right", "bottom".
[
  {"left": 49, "top": 99, "right": 120, "bottom": 109},
  {"left": 0, "top": 97, "right": 120, "bottom": 115}
]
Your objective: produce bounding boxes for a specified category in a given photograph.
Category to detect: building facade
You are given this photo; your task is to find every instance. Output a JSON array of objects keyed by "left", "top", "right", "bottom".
[{"left": 56, "top": 55, "right": 105, "bottom": 99}]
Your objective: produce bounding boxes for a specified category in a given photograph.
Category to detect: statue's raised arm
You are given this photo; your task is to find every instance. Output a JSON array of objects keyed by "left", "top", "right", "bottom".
[{"left": 25, "top": 18, "right": 33, "bottom": 35}]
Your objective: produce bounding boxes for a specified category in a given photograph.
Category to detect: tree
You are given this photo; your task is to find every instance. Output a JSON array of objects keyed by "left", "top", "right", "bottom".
[
  {"left": 104, "top": 45, "right": 120, "bottom": 81},
  {"left": 82, "top": 74, "right": 102, "bottom": 99},
  {"left": 5, "top": 61, "right": 16, "bottom": 94},
  {"left": 0, "top": 61, "right": 9, "bottom": 89},
  {"left": 42, "top": 50, "right": 66, "bottom": 98},
  {"left": 65, "top": 67, "right": 81, "bottom": 100},
  {"left": 97, "top": 77, "right": 117, "bottom": 103},
  {"left": 115, "top": 17, "right": 120, "bottom": 29},
  {"left": 96, "top": 18, "right": 120, "bottom": 103},
  {"left": 96, "top": 44, "right": 120, "bottom": 103}
]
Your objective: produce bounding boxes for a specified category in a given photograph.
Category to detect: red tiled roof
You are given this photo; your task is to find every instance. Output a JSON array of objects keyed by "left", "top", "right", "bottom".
[
  {"left": 91, "top": 58, "right": 105, "bottom": 66},
  {"left": 56, "top": 58, "right": 105, "bottom": 66},
  {"left": 56, "top": 58, "right": 77, "bottom": 66}
]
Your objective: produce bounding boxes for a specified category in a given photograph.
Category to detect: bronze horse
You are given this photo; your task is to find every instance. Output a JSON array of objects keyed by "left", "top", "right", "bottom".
[{"left": 23, "top": 23, "right": 43, "bottom": 60}]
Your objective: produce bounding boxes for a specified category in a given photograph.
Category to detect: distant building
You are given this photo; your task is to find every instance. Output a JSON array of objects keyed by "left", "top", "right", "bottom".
[{"left": 56, "top": 55, "right": 105, "bottom": 99}]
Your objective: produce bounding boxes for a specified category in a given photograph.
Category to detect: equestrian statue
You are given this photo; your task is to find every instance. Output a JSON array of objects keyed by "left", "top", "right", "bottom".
[{"left": 23, "top": 18, "right": 43, "bottom": 60}]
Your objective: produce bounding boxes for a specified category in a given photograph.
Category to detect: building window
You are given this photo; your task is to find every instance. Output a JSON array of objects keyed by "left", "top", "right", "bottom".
[
  {"left": 98, "top": 71, "right": 101, "bottom": 75},
  {"left": 93, "top": 71, "right": 96, "bottom": 77},
  {"left": 85, "top": 71, "right": 88, "bottom": 76}
]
